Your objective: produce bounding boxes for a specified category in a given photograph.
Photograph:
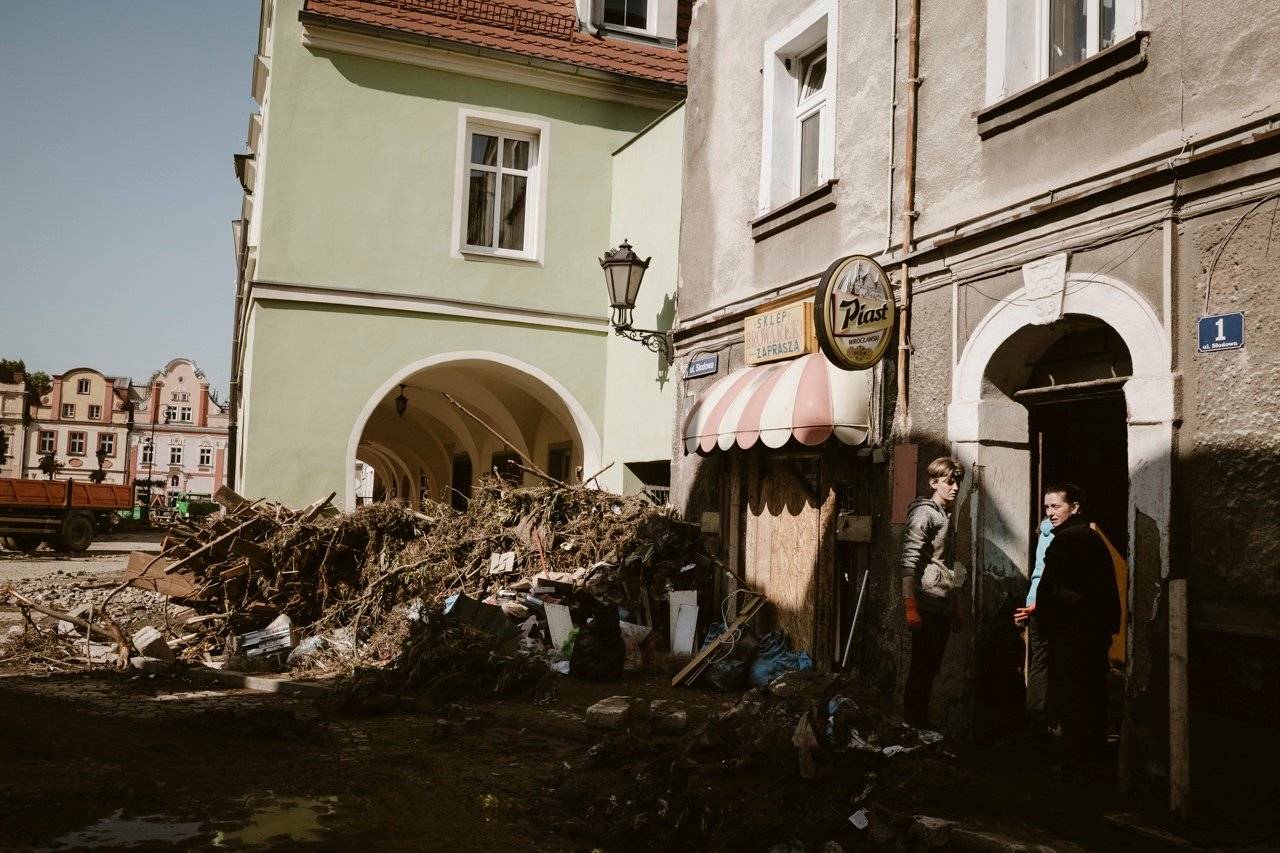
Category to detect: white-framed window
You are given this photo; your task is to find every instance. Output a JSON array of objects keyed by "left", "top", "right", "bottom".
[
  {"left": 164, "top": 405, "right": 177, "bottom": 422},
  {"left": 985, "top": 0, "right": 1139, "bottom": 104},
  {"left": 76, "top": 378, "right": 91, "bottom": 394},
  {"left": 68, "top": 432, "right": 86, "bottom": 455},
  {"left": 88, "top": 404, "right": 102, "bottom": 421},
  {"left": 759, "top": 0, "right": 837, "bottom": 213},
  {"left": 98, "top": 433, "right": 115, "bottom": 456},
  {"left": 141, "top": 440, "right": 153, "bottom": 465},
  {"left": 61, "top": 403, "right": 75, "bottom": 419},
  {"left": 453, "top": 111, "right": 549, "bottom": 263},
  {"left": 794, "top": 46, "right": 828, "bottom": 198},
  {"left": 199, "top": 447, "right": 213, "bottom": 467},
  {"left": 180, "top": 406, "right": 192, "bottom": 423},
  {"left": 169, "top": 444, "right": 183, "bottom": 465},
  {"left": 601, "top": 0, "right": 653, "bottom": 34},
  {"left": 39, "top": 431, "right": 55, "bottom": 454}
]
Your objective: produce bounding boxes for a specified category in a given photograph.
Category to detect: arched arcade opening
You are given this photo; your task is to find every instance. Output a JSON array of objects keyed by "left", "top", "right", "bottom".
[{"left": 346, "top": 352, "right": 602, "bottom": 511}]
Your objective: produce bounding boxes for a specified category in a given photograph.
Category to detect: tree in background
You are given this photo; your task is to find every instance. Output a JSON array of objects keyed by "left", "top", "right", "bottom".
[
  {"left": 38, "top": 452, "right": 62, "bottom": 480},
  {"left": 26, "top": 372, "right": 52, "bottom": 396},
  {"left": 0, "top": 358, "right": 52, "bottom": 396},
  {"left": 0, "top": 358, "right": 25, "bottom": 384}
]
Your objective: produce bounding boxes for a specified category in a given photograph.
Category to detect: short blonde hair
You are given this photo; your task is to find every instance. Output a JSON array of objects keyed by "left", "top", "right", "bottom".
[{"left": 926, "top": 456, "right": 964, "bottom": 483}]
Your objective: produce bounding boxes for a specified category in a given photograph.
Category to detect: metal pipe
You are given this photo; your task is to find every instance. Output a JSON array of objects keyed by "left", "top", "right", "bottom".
[
  {"left": 841, "top": 568, "right": 871, "bottom": 669},
  {"left": 884, "top": 0, "right": 899, "bottom": 255},
  {"left": 894, "top": 0, "right": 921, "bottom": 437}
]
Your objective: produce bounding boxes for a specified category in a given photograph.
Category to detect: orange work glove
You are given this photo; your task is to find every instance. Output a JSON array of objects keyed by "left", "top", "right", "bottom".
[{"left": 905, "top": 597, "right": 922, "bottom": 631}]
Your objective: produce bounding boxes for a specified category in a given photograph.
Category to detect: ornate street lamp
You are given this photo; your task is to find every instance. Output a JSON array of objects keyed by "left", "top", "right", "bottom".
[
  {"left": 600, "top": 239, "right": 671, "bottom": 361},
  {"left": 394, "top": 384, "right": 409, "bottom": 418}
]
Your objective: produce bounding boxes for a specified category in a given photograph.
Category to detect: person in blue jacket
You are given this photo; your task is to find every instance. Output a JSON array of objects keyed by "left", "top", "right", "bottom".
[{"left": 1015, "top": 516, "right": 1054, "bottom": 739}]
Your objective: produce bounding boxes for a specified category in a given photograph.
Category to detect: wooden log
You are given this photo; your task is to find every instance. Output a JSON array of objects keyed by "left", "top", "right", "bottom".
[
  {"left": 228, "top": 538, "right": 271, "bottom": 572},
  {"left": 163, "top": 517, "right": 266, "bottom": 574},
  {"left": 213, "top": 484, "right": 250, "bottom": 512},
  {"left": 299, "top": 492, "right": 336, "bottom": 522},
  {"left": 121, "top": 551, "right": 199, "bottom": 598}
]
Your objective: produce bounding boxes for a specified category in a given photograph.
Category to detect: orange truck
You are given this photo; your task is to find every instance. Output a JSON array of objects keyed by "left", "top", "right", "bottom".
[{"left": 0, "top": 477, "right": 132, "bottom": 552}]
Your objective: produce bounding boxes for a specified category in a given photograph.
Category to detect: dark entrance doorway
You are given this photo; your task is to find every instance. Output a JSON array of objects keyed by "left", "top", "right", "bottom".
[
  {"left": 1028, "top": 391, "right": 1128, "bottom": 553},
  {"left": 1017, "top": 320, "right": 1132, "bottom": 757}
]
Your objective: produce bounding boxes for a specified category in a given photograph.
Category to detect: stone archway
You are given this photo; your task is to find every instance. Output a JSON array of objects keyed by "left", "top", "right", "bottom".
[
  {"left": 346, "top": 351, "right": 602, "bottom": 510},
  {"left": 948, "top": 272, "right": 1175, "bottom": 737},
  {"left": 949, "top": 273, "right": 1173, "bottom": 578}
]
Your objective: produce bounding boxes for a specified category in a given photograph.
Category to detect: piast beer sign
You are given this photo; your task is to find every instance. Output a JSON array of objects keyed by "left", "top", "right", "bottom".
[
  {"left": 744, "top": 300, "right": 816, "bottom": 365},
  {"left": 813, "top": 255, "right": 896, "bottom": 370}
]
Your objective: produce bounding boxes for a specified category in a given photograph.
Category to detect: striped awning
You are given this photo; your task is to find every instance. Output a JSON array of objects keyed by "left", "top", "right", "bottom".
[{"left": 682, "top": 353, "right": 871, "bottom": 454}]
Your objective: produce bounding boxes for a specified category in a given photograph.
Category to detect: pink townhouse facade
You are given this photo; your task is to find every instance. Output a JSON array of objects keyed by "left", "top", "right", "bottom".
[
  {"left": 128, "top": 358, "right": 230, "bottom": 504},
  {"left": 25, "top": 368, "right": 133, "bottom": 485}
]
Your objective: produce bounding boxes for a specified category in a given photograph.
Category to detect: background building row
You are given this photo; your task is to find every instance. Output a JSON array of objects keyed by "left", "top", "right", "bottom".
[{"left": 0, "top": 358, "right": 228, "bottom": 504}]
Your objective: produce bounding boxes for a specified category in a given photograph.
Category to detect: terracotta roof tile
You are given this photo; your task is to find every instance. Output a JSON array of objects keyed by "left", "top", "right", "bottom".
[{"left": 303, "top": 0, "right": 688, "bottom": 87}]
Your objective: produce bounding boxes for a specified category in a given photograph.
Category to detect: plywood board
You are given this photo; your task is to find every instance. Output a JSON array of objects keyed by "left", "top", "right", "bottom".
[
  {"left": 672, "top": 603, "right": 699, "bottom": 655},
  {"left": 745, "top": 460, "right": 822, "bottom": 653},
  {"left": 544, "top": 603, "right": 574, "bottom": 651}
]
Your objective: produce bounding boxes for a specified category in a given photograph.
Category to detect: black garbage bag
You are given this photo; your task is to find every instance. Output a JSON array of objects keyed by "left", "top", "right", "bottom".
[
  {"left": 698, "top": 622, "right": 759, "bottom": 691},
  {"left": 570, "top": 599, "right": 625, "bottom": 681}
]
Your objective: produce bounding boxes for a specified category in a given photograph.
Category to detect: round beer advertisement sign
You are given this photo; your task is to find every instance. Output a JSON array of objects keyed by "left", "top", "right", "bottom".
[{"left": 813, "top": 254, "right": 896, "bottom": 371}]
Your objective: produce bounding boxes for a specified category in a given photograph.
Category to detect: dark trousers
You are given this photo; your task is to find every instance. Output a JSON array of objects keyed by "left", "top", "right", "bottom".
[
  {"left": 1048, "top": 630, "right": 1111, "bottom": 761},
  {"left": 1026, "top": 615, "right": 1051, "bottom": 731},
  {"left": 904, "top": 609, "right": 951, "bottom": 727}
]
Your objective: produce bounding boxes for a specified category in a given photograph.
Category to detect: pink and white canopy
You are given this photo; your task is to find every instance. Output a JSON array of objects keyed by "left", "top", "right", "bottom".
[{"left": 682, "top": 353, "right": 872, "bottom": 454}]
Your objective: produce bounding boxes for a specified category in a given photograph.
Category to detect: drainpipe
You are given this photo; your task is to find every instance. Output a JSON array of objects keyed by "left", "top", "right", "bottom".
[{"left": 894, "top": 0, "right": 921, "bottom": 438}]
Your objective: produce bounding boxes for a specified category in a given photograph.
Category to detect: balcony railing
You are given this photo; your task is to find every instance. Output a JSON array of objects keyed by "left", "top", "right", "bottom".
[{"left": 373, "top": 0, "right": 577, "bottom": 40}]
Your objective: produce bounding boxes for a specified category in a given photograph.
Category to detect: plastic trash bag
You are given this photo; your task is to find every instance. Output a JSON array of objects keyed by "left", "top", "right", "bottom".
[{"left": 748, "top": 630, "right": 814, "bottom": 688}]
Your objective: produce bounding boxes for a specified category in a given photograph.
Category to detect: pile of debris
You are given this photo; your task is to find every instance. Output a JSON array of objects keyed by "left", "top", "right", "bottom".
[
  {"left": 4, "top": 479, "right": 717, "bottom": 703},
  {"left": 566, "top": 671, "right": 946, "bottom": 850}
]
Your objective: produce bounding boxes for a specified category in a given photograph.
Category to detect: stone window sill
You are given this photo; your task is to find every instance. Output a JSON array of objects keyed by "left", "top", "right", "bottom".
[
  {"left": 751, "top": 179, "right": 838, "bottom": 242},
  {"left": 977, "top": 31, "right": 1150, "bottom": 140}
]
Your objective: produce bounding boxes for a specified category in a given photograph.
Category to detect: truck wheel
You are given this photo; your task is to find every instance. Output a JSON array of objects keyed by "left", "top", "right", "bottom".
[
  {"left": 2, "top": 535, "right": 43, "bottom": 552},
  {"left": 56, "top": 513, "right": 95, "bottom": 552}
]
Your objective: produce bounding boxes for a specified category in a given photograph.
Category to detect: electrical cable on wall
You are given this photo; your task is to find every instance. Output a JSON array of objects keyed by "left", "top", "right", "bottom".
[{"left": 1202, "top": 192, "right": 1280, "bottom": 313}]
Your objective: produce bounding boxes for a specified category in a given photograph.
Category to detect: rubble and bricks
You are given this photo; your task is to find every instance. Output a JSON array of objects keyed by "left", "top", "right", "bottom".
[
  {"left": 131, "top": 626, "right": 174, "bottom": 662},
  {"left": 586, "top": 696, "right": 635, "bottom": 730}
]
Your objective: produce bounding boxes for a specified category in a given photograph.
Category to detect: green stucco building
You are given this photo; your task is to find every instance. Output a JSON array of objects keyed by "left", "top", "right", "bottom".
[{"left": 230, "top": 0, "right": 687, "bottom": 509}]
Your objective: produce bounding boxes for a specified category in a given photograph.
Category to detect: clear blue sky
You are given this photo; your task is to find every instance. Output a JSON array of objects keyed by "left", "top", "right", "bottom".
[{"left": 0, "top": 0, "right": 260, "bottom": 398}]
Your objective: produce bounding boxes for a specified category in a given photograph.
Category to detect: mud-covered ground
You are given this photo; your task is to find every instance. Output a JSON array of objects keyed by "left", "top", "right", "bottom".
[{"left": 3, "top": 552, "right": 1274, "bottom": 852}]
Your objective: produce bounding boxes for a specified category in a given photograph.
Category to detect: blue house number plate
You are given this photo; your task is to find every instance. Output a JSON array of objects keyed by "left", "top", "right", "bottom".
[{"left": 1198, "top": 312, "right": 1244, "bottom": 353}]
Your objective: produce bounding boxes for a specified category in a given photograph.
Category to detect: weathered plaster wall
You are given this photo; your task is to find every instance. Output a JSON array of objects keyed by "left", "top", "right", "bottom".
[
  {"left": 912, "top": 0, "right": 1280, "bottom": 241},
  {"left": 1175, "top": 204, "right": 1280, "bottom": 719},
  {"left": 238, "top": 300, "right": 606, "bottom": 508},
  {"left": 679, "top": 0, "right": 896, "bottom": 321}
]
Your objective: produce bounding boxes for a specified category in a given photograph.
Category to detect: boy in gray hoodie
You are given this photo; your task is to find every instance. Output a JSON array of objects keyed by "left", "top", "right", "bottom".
[{"left": 900, "top": 456, "right": 967, "bottom": 727}]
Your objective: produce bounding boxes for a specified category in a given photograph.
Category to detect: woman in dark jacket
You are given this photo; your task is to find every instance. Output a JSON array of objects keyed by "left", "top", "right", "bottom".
[{"left": 1035, "top": 484, "right": 1121, "bottom": 765}]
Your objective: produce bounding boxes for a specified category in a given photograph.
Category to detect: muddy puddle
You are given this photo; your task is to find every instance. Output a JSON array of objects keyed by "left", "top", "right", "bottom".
[{"left": 41, "top": 795, "right": 340, "bottom": 850}]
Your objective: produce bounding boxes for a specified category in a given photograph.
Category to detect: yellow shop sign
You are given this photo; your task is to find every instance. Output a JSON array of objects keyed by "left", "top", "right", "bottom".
[{"left": 744, "top": 300, "right": 816, "bottom": 365}]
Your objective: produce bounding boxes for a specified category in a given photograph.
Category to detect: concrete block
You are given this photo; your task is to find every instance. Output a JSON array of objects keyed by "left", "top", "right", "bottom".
[
  {"left": 585, "top": 696, "right": 634, "bottom": 730},
  {"left": 130, "top": 655, "right": 174, "bottom": 674},
  {"left": 949, "top": 827, "right": 1064, "bottom": 852},
  {"left": 910, "top": 815, "right": 957, "bottom": 847},
  {"left": 648, "top": 699, "right": 687, "bottom": 733},
  {"left": 131, "top": 626, "right": 174, "bottom": 661}
]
